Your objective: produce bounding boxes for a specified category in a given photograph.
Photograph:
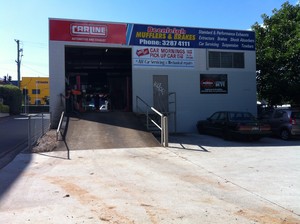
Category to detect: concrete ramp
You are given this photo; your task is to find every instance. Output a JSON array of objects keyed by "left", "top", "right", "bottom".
[{"left": 63, "top": 112, "right": 160, "bottom": 150}]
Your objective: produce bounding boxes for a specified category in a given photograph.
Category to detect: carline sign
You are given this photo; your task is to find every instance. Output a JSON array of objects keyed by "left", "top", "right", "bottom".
[
  {"left": 49, "top": 19, "right": 126, "bottom": 44},
  {"left": 70, "top": 23, "right": 107, "bottom": 37}
]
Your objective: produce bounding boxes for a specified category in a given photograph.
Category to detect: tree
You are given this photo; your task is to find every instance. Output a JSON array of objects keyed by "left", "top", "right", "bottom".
[
  {"left": 42, "top": 95, "right": 49, "bottom": 105},
  {"left": 0, "top": 84, "right": 22, "bottom": 114},
  {"left": 252, "top": 2, "right": 300, "bottom": 106}
]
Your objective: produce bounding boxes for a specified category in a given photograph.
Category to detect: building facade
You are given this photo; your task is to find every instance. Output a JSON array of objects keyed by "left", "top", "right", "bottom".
[
  {"left": 49, "top": 18, "right": 256, "bottom": 132},
  {"left": 21, "top": 77, "right": 49, "bottom": 105}
]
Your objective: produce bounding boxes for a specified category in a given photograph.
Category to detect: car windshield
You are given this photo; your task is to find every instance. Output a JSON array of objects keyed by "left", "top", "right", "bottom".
[{"left": 228, "top": 112, "right": 256, "bottom": 121}]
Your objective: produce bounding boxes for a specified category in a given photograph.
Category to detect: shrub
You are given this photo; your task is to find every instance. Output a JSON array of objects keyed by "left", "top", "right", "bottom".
[
  {"left": 0, "top": 103, "right": 9, "bottom": 113},
  {"left": 0, "top": 84, "right": 22, "bottom": 115}
]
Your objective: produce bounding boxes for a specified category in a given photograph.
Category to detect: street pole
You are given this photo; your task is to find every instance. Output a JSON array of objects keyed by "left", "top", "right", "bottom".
[
  {"left": 24, "top": 87, "right": 27, "bottom": 114},
  {"left": 36, "top": 81, "right": 38, "bottom": 105},
  {"left": 15, "top": 39, "right": 22, "bottom": 89}
]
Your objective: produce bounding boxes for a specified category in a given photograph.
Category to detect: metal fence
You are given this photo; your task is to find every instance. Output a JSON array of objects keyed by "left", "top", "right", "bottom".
[
  {"left": 56, "top": 111, "right": 66, "bottom": 141},
  {"left": 136, "top": 96, "right": 168, "bottom": 147},
  {"left": 27, "top": 113, "right": 51, "bottom": 151},
  {"left": 22, "top": 105, "right": 50, "bottom": 114}
]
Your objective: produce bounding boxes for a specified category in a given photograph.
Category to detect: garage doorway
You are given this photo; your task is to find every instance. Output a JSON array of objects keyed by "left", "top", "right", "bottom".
[{"left": 65, "top": 46, "right": 132, "bottom": 112}]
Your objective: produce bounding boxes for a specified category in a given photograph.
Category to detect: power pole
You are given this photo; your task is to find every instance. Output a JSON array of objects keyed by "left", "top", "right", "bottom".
[{"left": 15, "top": 39, "right": 23, "bottom": 88}]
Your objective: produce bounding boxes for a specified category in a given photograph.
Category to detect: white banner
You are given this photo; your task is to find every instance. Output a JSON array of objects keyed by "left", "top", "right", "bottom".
[{"left": 133, "top": 46, "right": 194, "bottom": 68}]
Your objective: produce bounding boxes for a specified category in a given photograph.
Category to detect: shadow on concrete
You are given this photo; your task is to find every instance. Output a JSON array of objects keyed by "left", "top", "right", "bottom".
[
  {"left": 0, "top": 152, "right": 32, "bottom": 202},
  {"left": 36, "top": 152, "right": 69, "bottom": 160},
  {"left": 169, "top": 133, "right": 300, "bottom": 149},
  {"left": 55, "top": 115, "right": 71, "bottom": 159},
  {"left": 169, "top": 144, "right": 210, "bottom": 152},
  {"left": 0, "top": 115, "right": 33, "bottom": 202},
  {"left": 70, "top": 111, "right": 148, "bottom": 131},
  {"left": 0, "top": 141, "right": 28, "bottom": 169}
]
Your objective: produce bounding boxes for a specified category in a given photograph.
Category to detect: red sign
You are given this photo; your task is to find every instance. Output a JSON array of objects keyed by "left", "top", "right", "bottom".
[
  {"left": 136, "top": 48, "right": 149, "bottom": 56},
  {"left": 71, "top": 23, "right": 107, "bottom": 37},
  {"left": 49, "top": 19, "right": 126, "bottom": 44}
]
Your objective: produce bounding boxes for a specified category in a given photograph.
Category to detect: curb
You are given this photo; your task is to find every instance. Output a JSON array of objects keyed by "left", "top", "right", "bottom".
[{"left": 0, "top": 113, "right": 9, "bottom": 118}]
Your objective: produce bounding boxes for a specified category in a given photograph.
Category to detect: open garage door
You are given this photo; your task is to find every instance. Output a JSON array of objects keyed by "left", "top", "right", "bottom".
[{"left": 65, "top": 46, "right": 132, "bottom": 112}]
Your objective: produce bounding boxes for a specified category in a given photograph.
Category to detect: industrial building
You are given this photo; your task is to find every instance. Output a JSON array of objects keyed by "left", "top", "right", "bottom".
[
  {"left": 20, "top": 77, "right": 49, "bottom": 105},
  {"left": 49, "top": 18, "right": 256, "bottom": 132}
]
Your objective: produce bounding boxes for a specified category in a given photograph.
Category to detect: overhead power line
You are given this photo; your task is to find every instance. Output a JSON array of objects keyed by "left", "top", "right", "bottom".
[{"left": 22, "top": 64, "right": 49, "bottom": 76}]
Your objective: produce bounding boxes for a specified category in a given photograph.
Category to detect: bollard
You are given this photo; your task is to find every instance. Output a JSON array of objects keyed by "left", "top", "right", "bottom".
[
  {"left": 146, "top": 110, "right": 149, "bottom": 130},
  {"left": 161, "top": 115, "right": 164, "bottom": 146},
  {"left": 41, "top": 113, "right": 44, "bottom": 136},
  {"left": 163, "top": 116, "right": 168, "bottom": 147},
  {"left": 28, "top": 115, "right": 32, "bottom": 151}
]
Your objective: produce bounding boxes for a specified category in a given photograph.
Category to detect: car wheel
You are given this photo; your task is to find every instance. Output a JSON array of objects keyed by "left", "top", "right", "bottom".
[
  {"left": 280, "top": 129, "right": 290, "bottom": 140},
  {"left": 197, "top": 124, "right": 204, "bottom": 134},
  {"left": 251, "top": 136, "right": 262, "bottom": 141},
  {"left": 222, "top": 130, "right": 231, "bottom": 140}
]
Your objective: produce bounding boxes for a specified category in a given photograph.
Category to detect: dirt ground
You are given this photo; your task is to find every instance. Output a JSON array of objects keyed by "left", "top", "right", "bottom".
[{"left": 32, "top": 129, "right": 58, "bottom": 153}]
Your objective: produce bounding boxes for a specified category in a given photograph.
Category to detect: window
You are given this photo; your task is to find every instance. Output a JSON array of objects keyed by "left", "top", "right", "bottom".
[
  {"left": 221, "top": 52, "right": 232, "bottom": 68},
  {"left": 229, "top": 112, "right": 255, "bottom": 121},
  {"left": 35, "top": 99, "right": 41, "bottom": 105},
  {"left": 32, "top": 89, "right": 40, "bottom": 94},
  {"left": 208, "top": 51, "right": 244, "bottom": 68},
  {"left": 233, "top": 53, "right": 245, "bottom": 68},
  {"left": 218, "top": 112, "right": 226, "bottom": 121},
  {"left": 208, "top": 52, "right": 220, "bottom": 68},
  {"left": 292, "top": 112, "right": 300, "bottom": 119},
  {"left": 210, "top": 112, "right": 220, "bottom": 121},
  {"left": 261, "top": 111, "right": 273, "bottom": 119},
  {"left": 23, "top": 89, "right": 28, "bottom": 95},
  {"left": 274, "top": 110, "right": 286, "bottom": 119}
]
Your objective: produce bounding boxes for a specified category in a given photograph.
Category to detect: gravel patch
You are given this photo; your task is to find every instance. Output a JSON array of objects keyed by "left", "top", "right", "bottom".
[{"left": 32, "top": 130, "right": 58, "bottom": 153}]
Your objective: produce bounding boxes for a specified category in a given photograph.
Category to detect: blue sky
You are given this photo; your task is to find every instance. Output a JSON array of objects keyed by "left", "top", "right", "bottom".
[{"left": 0, "top": 0, "right": 298, "bottom": 80}]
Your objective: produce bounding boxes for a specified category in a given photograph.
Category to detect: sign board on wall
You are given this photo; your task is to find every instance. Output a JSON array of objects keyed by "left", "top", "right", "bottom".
[
  {"left": 133, "top": 46, "right": 194, "bottom": 68},
  {"left": 49, "top": 19, "right": 255, "bottom": 51},
  {"left": 128, "top": 24, "right": 198, "bottom": 48},
  {"left": 200, "top": 74, "right": 228, "bottom": 94},
  {"left": 197, "top": 28, "right": 255, "bottom": 50},
  {"left": 49, "top": 19, "right": 127, "bottom": 44},
  {"left": 127, "top": 24, "right": 255, "bottom": 51}
]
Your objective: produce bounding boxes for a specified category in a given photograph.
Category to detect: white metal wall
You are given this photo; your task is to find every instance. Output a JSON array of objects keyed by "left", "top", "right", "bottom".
[
  {"left": 50, "top": 41, "right": 256, "bottom": 132},
  {"left": 49, "top": 41, "right": 66, "bottom": 127},
  {"left": 132, "top": 48, "right": 257, "bottom": 132}
]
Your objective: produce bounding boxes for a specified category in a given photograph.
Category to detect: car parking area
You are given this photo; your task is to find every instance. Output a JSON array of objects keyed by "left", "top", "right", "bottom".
[
  {"left": 0, "top": 134, "right": 300, "bottom": 223},
  {"left": 168, "top": 134, "right": 300, "bottom": 217}
]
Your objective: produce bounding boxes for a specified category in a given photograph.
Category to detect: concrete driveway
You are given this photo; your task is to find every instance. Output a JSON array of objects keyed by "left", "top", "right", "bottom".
[
  {"left": 62, "top": 112, "right": 160, "bottom": 150},
  {"left": 0, "top": 134, "right": 299, "bottom": 224}
]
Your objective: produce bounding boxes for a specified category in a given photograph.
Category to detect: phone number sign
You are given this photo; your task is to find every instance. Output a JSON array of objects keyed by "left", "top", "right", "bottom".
[
  {"left": 128, "top": 24, "right": 198, "bottom": 48},
  {"left": 128, "top": 24, "right": 255, "bottom": 51}
]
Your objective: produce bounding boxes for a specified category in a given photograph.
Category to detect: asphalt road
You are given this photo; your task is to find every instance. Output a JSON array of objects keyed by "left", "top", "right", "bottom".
[{"left": 0, "top": 115, "right": 29, "bottom": 167}]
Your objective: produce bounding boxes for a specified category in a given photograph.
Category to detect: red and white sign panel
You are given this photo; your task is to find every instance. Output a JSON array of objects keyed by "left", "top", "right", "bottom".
[
  {"left": 49, "top": 19, "right": 126, "bottom": 44},
  {"left": 133, "top": 46, "right": 194, "bottom": 68}
]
